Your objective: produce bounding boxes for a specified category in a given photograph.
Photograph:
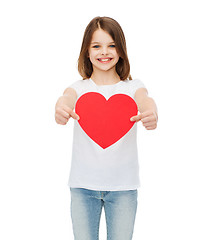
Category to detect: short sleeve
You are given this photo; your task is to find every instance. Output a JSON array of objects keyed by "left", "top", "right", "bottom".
[
  {"left": 67, "top": 80, "right": 86, "bottom": 98},
  {"left": 68, "top": 80, "right": 81, "bottom": 92},
  {"left": 132, "top": 79, "right": 146, "bottom": 90}
]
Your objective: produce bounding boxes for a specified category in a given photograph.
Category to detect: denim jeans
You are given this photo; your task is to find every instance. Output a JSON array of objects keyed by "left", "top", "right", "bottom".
[{"left": 70, "top": 188, "right": 138, "bottom": 240}]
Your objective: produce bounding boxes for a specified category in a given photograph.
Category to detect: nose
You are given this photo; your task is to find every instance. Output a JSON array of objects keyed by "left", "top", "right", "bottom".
[{"left": 101, "top": 46, "right": 108, "bottom": 55}]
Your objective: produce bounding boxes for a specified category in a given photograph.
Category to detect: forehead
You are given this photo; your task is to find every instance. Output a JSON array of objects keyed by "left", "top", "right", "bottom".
[{"left": 91, "top": 29, "right": 114, "bottom": 43}]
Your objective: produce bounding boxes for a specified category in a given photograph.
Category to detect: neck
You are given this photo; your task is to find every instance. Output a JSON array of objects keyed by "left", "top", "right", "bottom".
[{"left": 90, "top": 69, "right": 121, "bottom": 85}]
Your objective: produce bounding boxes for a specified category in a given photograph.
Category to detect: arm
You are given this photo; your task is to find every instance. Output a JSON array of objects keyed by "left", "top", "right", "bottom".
[
  {"left": 62, "top": 87, "right": 78, "bottom": 110},
  {"left": 55, "top": 87, "right": 80, "bottom": 125},
  {"left": 130, "top": 88, "right": 158, "bottom": 130}
]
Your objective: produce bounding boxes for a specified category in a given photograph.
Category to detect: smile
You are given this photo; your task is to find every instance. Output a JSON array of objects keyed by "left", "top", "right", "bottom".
[{"left": 97, "top": 58, "right": 113, "bottom": 63}]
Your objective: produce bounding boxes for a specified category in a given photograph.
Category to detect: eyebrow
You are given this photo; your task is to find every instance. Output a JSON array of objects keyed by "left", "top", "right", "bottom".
[{"left": 91, "top": 41, "right": 115, "bottom": 45}]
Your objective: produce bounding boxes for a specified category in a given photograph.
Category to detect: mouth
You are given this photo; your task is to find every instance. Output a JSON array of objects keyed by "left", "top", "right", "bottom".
[{"left": 97, "top": 58, "right": 113, "bottom": 63}]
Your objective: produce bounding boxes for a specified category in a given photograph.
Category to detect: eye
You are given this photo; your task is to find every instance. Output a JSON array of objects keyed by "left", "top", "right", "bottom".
[
  {"left": 92, "top": 45, "right": 100, "bottom": 48},
  {"left": 109, "top": 45, "right": 115, "bottom": 48}
]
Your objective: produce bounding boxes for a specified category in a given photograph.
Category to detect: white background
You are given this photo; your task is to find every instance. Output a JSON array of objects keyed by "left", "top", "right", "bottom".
[{"left": 0, "top": 0, "right": 215, "bottom": 239}]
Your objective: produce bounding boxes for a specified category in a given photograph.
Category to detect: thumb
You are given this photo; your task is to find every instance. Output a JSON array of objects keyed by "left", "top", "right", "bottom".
[
  {"left": 130, "top": 113, "right": 143, "bottom": 122},
  {"left": 70, "top": 110, "right": 80, "bottom": 120},
  {"left": 64, "top": 105, "right": 80, "bottom": 120}
]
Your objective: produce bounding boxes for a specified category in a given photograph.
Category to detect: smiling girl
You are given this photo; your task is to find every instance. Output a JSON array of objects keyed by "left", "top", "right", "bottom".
[{"left": 55, "top": 16, "right": 158, "bottom": 240}]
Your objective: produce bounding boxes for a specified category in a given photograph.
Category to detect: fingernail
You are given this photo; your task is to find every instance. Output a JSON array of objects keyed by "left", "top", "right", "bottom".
[{"left": 130, "top": 117, "right": 133, "bottom": 121}]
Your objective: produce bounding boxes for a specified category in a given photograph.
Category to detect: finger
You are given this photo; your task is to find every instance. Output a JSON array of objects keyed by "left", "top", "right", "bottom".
[
  {"left": 130, "top": 113, "right": 143, "bottom": 122},
  {"left": 141, "top": 116, "right": 154, "bottom": 123},
  {"left": 140, "top": 110, "right": 153, "bottom": 118},
  {"left": 55, "top": 115, "right": 68, "bottom": 125},
  {"left": 71, "top": 111, "right": 80, "bottom": 120},
  {"left": 146, "top": 125, "right": 157, "bottom": 130},
  {"left": 56, "top": 108, "right": 70, "bottom": 119},
  {"left": 141, "top": 110, "right": 157, "bottom": 120},
  {"left": 62, "top": 105, "right": 73, "bottom": 115},
  {"left": 142, "top": 120, "right": 157, "bottom": 127},
  {"left": 141, "top": 116, "right": 157, "bottom": 124},
  {"left": 62, "top": 105, "right": 80, "bottom": 120}
]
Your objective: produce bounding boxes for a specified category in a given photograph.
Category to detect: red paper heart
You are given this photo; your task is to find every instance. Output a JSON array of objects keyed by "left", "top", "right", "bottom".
[{"left": 75, "top": 92, "right": 138, "bottom": 149}]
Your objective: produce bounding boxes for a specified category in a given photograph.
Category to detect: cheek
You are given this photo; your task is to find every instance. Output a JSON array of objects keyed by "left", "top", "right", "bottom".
[
  {"left": 112, "top": 49, "right": 120, "bottom": 59},
  {"left": 88, "top": 51, "right": 96, "bottom": 62},
  {"left": 114, "top": 53, "right": 120, "bottom": 62}
]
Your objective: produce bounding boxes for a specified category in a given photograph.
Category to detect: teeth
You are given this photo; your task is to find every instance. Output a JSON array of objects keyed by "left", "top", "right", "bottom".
[{"left": 98, "top": 58, "right": 111, "bottom": 62}]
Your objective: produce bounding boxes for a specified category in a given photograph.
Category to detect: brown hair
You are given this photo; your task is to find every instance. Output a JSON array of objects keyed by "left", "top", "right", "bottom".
[{"left": 78, "top": 16, "right": 132, "bottom": 80}]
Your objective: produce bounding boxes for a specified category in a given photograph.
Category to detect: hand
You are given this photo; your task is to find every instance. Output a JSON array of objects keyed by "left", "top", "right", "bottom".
[
  {"left": 55, "top": 97, "right": 80, "bottom": 125},
  {"left": 130, "top": 110, "right": 158, "bottom": 130}
]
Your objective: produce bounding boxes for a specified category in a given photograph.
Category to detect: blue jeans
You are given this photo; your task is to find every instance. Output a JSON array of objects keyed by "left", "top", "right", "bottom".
[{"left": 70, "top": 188, "right": 138, "bottom": 240}]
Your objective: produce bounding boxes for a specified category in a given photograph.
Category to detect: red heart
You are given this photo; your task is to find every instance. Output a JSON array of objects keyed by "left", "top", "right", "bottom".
[{"left": 75, "top": 92, "right": 138, "bottom": 149}]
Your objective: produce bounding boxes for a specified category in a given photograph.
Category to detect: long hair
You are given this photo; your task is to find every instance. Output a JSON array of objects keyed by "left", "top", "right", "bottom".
[{"left": 78, "top": 16, "right": 132, "bottom": 80}]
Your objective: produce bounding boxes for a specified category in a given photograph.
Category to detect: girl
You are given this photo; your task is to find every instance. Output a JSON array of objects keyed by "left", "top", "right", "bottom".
[{"left": 55, "top": 16, "right": 158, "bottom": 240}]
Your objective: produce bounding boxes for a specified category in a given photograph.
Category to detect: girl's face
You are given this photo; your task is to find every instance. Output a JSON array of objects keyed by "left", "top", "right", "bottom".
[{"left": 88, "top": 29, "right": 119, "bottom": 74}]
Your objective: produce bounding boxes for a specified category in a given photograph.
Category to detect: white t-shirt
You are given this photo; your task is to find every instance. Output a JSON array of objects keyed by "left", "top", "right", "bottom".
[{"left": 68, "top": 78, "right": 146, "bottom": 191}]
